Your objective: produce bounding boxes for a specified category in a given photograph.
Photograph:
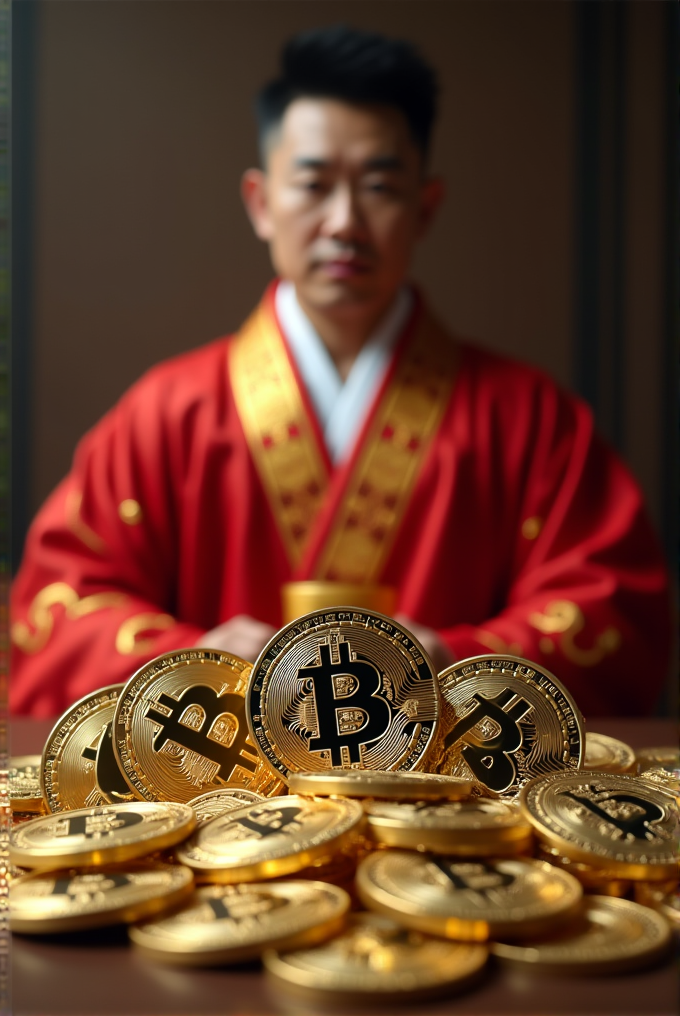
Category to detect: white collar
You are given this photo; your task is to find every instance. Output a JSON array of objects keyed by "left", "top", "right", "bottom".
[{"left": 275, "top": 281, "right": 413, "bottom": 464}]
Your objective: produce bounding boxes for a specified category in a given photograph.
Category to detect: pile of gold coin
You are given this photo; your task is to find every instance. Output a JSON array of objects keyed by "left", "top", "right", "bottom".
[{"left": 9, "top": 612, "right": 679, "bottom": 1005}]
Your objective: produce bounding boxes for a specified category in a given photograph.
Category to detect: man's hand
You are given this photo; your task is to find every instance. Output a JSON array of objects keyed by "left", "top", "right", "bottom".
[
  {"left": 395, "top": 614, "right": 455, "bottom": 673},
  {"left": 196, "top": 615, "right": 276, "bottom": 664}
]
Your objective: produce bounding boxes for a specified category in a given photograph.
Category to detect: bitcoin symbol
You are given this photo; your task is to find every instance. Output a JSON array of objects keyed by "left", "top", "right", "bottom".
[
  {"left": 233, "top": 805, "right": 303, "bottom": 839},
  {"left": 59, "top": 810, "right": 143, "bottom": 839},
  {"left": 431, "top": 858, "right": 515, "bottom": 898},
  {"left": 563, "top": 788, "right": 665, "bottom": 841},
  {"left": 81, "top": 725, "right": 106, "bottom": 765},
  {"left": 302, "top": 640, "right": 391, "bottom": 765},
  {"left": 146, "top": 686, "right": 257, "bottom": 781},
  {"left": 206, "top": 891, "right": 286, "bottom": 922},
  {"left": 444, "top": 688, "right": 532, "bottom": 792},
  {"left": 96, "top": 722, "right": 136, "bottom": 801},
  {"left": 50, "top": 873, "right": 131, "bottom": 896}
]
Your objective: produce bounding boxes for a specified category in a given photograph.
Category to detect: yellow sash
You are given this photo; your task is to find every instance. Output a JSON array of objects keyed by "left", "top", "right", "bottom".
[{"left": 229, "top": 291, "right": 458, "bottom": 581}]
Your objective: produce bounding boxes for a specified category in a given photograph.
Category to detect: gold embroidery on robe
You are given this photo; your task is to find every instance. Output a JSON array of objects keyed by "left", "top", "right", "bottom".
[
  {"left": 119, "top": 499, "right": 143, "bottom": 525},
  {"left": 115, "top": 613, "right": 175, "bottom": 655},
  {"left": 229, "top": 304, "right": 329, "bottom": 567},
  {"left": 521, "top": 516, "right": 543, "bottom": 540},
  {"left": 475, "top": 629, "right": 524, "bottom": 657},
  {"left": 529, "top": 599, "right": 621, "bottom": 666},
  {"left": 65, "top": 490, "right": 106, "bottom": 554},
  {"left": 12, "top": 583, "right": 127, "bottom": 654}
]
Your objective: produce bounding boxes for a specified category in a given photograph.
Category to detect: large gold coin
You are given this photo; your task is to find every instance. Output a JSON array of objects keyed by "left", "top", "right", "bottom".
[
  {"left": 112, "top": 649, "right": 283, "bottom": 803},
  {"left": 356, "top": 851, "right": 582, "bottom": 941},
  {"left": 246, "top": 610, "right": 441, "bottom": 783},
  {"left": 130, "top": 880, "right": 350, "bottom": 965},
  {"left": 364, "top": 799, "right": 533, "bottom": 856},
  {"left": 41, "top": 685, "right": 134, "bottom": 812},
  {"left": 264, "top": 912, "right": 488, "bottom": 1001},
  {"left": 520, "top": 771, "right": 680, "bottom": 880},
  {"left": 289, "top": 769, "right": 473, "bottom": 801},
  {"left": 10, "top": 802, "right": 196, "bottom": 869},
  {"left": 188, "top": 786, "right": 265, "bottom": 828},
  {"left": 437, "top": 656, "right": 584, "bottom": 797},
  {"left": 176, "top": 794, "right": 364, "bottom": 882},
  {"left": 10, "top": 860, "right": 194, "bottom": 933},
  {"left": 584, "top": 732, "right": 636, "bottom": 774},
  {"left": 492, "top": 896, "right": 672, "bottom": 974},
  {"left": 9, "top": 757, "right": 46, "bottom": 814}
]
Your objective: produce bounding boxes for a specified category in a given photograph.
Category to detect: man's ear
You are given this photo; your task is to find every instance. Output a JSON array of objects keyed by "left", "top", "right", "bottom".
[
  {"left": 241, "top": 168, "right": 274, "bottom": 242},
  {"left": 416, "top": 176, "right": 445, "bottom": 239}
]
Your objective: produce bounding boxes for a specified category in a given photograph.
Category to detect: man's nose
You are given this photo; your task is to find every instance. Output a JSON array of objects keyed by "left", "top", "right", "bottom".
[{"left": 322, "top": 183, "right": 365, "bottom": 240}]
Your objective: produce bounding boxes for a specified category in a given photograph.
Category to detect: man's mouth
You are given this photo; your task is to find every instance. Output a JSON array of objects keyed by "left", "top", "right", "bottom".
[{"left": 317, "top": 256, "right": 371, "bottom": 279}]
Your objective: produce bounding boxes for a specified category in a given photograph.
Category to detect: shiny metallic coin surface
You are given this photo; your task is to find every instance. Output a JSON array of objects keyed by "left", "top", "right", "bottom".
[
  {"left": 535, "top": 844, "right": 632, "bottom": 896},
  {"left": 584, "top": 732, "right": 636, "bottom": 774},
  {"left": 491, "top": 895, "right": 672, "bottom": 974},
  {"left": 520, "top": 771, "right": 680, "bottom": 879},
  {"left": 356, "top": 851, "right": 582, "bottom": 941},
  {"left": 130, "top": 880, "right": 350, "bottom": 965},
  {"left": 636, "top": 746, "right": 680, "bottom": 770},
  {"left": 176, "top": 794, "right": 364, "bottom": 882},
  {"left": 289, "top": 769, "right": 473, "bottom": 801},
  {"left": 437, "top": 656, "right": 583, "bottom": 797},
  {"left": 10, "top": 860, "right": 194, "bottom": 933},
  {"left": 113, "top": 649, "right": 284, "bottom": 803},
  {"left": 10, "top": 802, "right": 196, "bottom": 869},
  {"left": 634, "top": 882, "right": 680, "bottom": 926},
  {"left": 40, "top": 685, "right": 127, "bottom": 812},
  {"left": 9, "top": 756, "right": 46, "bottom": 814},
  {"left": 364, "top": 799, "right": 533, "bottom": 855},
  {"left": 188, "top": 786, "right": 266, "bottom": 828},
  {"left": 247, "top": 610, "right": 441, "bottom": 783},
  {"left": 264, "top": 912, "right": 488, "bottom": 1000}
]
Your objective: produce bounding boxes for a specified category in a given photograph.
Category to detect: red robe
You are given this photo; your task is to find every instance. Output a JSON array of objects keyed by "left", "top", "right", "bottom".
[{"left": 11, "top": 285, "right": 671, "bottom": 717}]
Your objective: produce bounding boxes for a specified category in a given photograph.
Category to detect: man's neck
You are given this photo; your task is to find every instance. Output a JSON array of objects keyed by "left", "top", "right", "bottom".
[{"left": 295, "top": 293, "right": 401, "bottom": 381}]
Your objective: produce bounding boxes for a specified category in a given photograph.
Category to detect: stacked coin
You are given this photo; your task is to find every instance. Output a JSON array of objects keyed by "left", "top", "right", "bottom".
[{"left": 10, "top": 619, "right": 679, "bottom": 1001}]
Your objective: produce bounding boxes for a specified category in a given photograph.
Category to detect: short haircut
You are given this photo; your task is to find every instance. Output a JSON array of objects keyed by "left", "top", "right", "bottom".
[{"left": 256, "top": 25, "right": 439, "bottom": 163}]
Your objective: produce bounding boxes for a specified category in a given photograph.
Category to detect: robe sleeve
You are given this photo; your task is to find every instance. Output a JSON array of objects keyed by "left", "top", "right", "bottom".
[
  {"left": 10, "top": 368, "right": 206, "bottom": 717},
  {"left": 437, "top": 378, "right": 671, "bottom": 717}
]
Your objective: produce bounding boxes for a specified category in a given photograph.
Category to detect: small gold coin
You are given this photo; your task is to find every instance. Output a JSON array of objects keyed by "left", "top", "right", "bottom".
[
  {"left": 492, "top": 895, "right": 672, "bottom": 974},
  {"left": 364, "top": 799, "right": 533, "bottom": 856},
  {"left": 247, "top": 610, "right": 442, "bottom": 783},
  {"left": 356, "top": 851, "right": 582, "bottom": 941},
  {"left": 188, "top": 786, "right": 265, "bottom": 828},
  {"left": 9, "top": 757, "right": 46, "bottom": 814},
  {"left": 10, "top": 860, "right": 194, "bottom": 933},
  {"left": 437, "top": 656, "right": 584, "bottom": 797},
  {"left": 636, "top": 746, "right": 680, "bottom": 770},
  {"left": 113, "top": 649, "right": 284, "bottom": 803},
  {"left": 535, "top": 845, "right": 632, "bottom": 897},
  {"left": 584, "top": 732, "right": 636, "bottom": 774},
  {"left": 289, "top": 769, "right": 473, "bottom": 801},
  {"left": 520, "top": 771, "right": 680, "bottom": 880},
  {"left": 41, "top": 685, "right": 133, "bottom": 812},
  {"left": 10, "top": 802, "right": 196, "bottom": 869},
  {"left": 130, "top": 880, "right": 350, "bottom": 965},
  {"left": 263, "top": 912, "right": 488, "bottom": 1001},
  {"left": 176, "top": 794, "right": 364, "bottom": 882},
  {"left": 634, "top": 881, "right": 680, "bottom": 926}
]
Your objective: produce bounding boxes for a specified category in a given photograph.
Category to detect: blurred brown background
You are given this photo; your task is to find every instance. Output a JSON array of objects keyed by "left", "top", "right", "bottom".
[{"left": 12, "top": 0, "right": 677, "bottom": 579}]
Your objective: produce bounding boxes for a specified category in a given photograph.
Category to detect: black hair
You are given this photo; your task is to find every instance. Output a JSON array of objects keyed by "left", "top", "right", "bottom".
[{"left": 256, "top": 25, "right": 439, "bottom": 162}]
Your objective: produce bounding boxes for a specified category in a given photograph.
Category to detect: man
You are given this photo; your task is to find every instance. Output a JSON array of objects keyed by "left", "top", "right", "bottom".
[{"left": 11, "top": 27, "right": 670, "bottom": 717}]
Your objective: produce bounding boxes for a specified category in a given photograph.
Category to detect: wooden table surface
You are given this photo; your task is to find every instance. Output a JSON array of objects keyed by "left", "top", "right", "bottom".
[{"left": 10, "top": 716, "right": 680, "bottom": 1016}]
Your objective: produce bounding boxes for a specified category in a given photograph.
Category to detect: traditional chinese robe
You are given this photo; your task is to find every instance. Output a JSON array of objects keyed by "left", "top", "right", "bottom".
[{"left": 11, "top": 284, "right": 670, "bottom": 717}]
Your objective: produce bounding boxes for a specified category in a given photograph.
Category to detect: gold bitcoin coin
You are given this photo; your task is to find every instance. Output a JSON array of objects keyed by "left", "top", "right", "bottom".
[
  {"left": 634, "top": 881, "right": 680, "bottom": 926},
  {"left": 289, "top": 769, "right": 473, "bottom": 801},
  {"left": 364, "top": 799, "right": 533, "bottom": 856},
  {"left": 492, "top": 895, "right": 672, "bottom": 974},
  {"left": 9, "top": 757, "right": 46, "bottom": 814},
  {"left": 637, "top": 767, "right": 680, "bottom": 801},
  {"left": 264, "top": 912, "right": 488, "bottom": 1001},
  {"left": 10, "top": 801, "right": 196, "bottom": 869},
  {"left": 176, "top": 794, "right": 364, "bottom": 882},
  {"left": 520, "top": 771, "right": 680, "bottom": 880},
  {"left": 112, "top": 649, "right": 283, "bottom": 803},
  {"left": 129, "top": 880, "right": 350, "bottom": 965},
  {"left": 356, "top": 851, "right": 582, "bottom": 941},
  {"left": 10, "top": 860, "right": 194, "bottom": 933},
  {"left": 188, "top": 786, "right": 266, "bottom": 828},
  {"left": 636, "top": 746, "right": 680, "bottom": 770},
  {"left": 41, "top": 685, "right": 134, "bottom": 812},
  {"left": 437, "top": 656, "right": 584, "bottom": 797},
  {"left": 535, "top": 845, "right": 632, "bottom": 897},
  {"left": 584, "top": 732, "right": 636, "bottom": 774},
  {"left": 246, "top": 610, "right": 442, "bottom": 783}
]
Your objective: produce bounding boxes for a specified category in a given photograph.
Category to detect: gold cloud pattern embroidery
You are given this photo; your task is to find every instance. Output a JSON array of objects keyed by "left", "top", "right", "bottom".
[
  {"left": 12, "top": 583, "right": 127, "bottom": 654},
  {"left": 529, "top": 599, "right": 621, "bottom": 666}
]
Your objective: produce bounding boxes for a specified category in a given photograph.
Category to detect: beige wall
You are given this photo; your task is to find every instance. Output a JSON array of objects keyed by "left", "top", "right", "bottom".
[{"left": 27, "top": 0, "right": 668, "bottom": 543}]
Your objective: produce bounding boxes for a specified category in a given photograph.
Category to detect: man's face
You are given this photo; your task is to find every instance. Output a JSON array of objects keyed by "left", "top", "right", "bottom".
[{"left": 243, "top": 98, "right": 442, "bottom": 322}]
